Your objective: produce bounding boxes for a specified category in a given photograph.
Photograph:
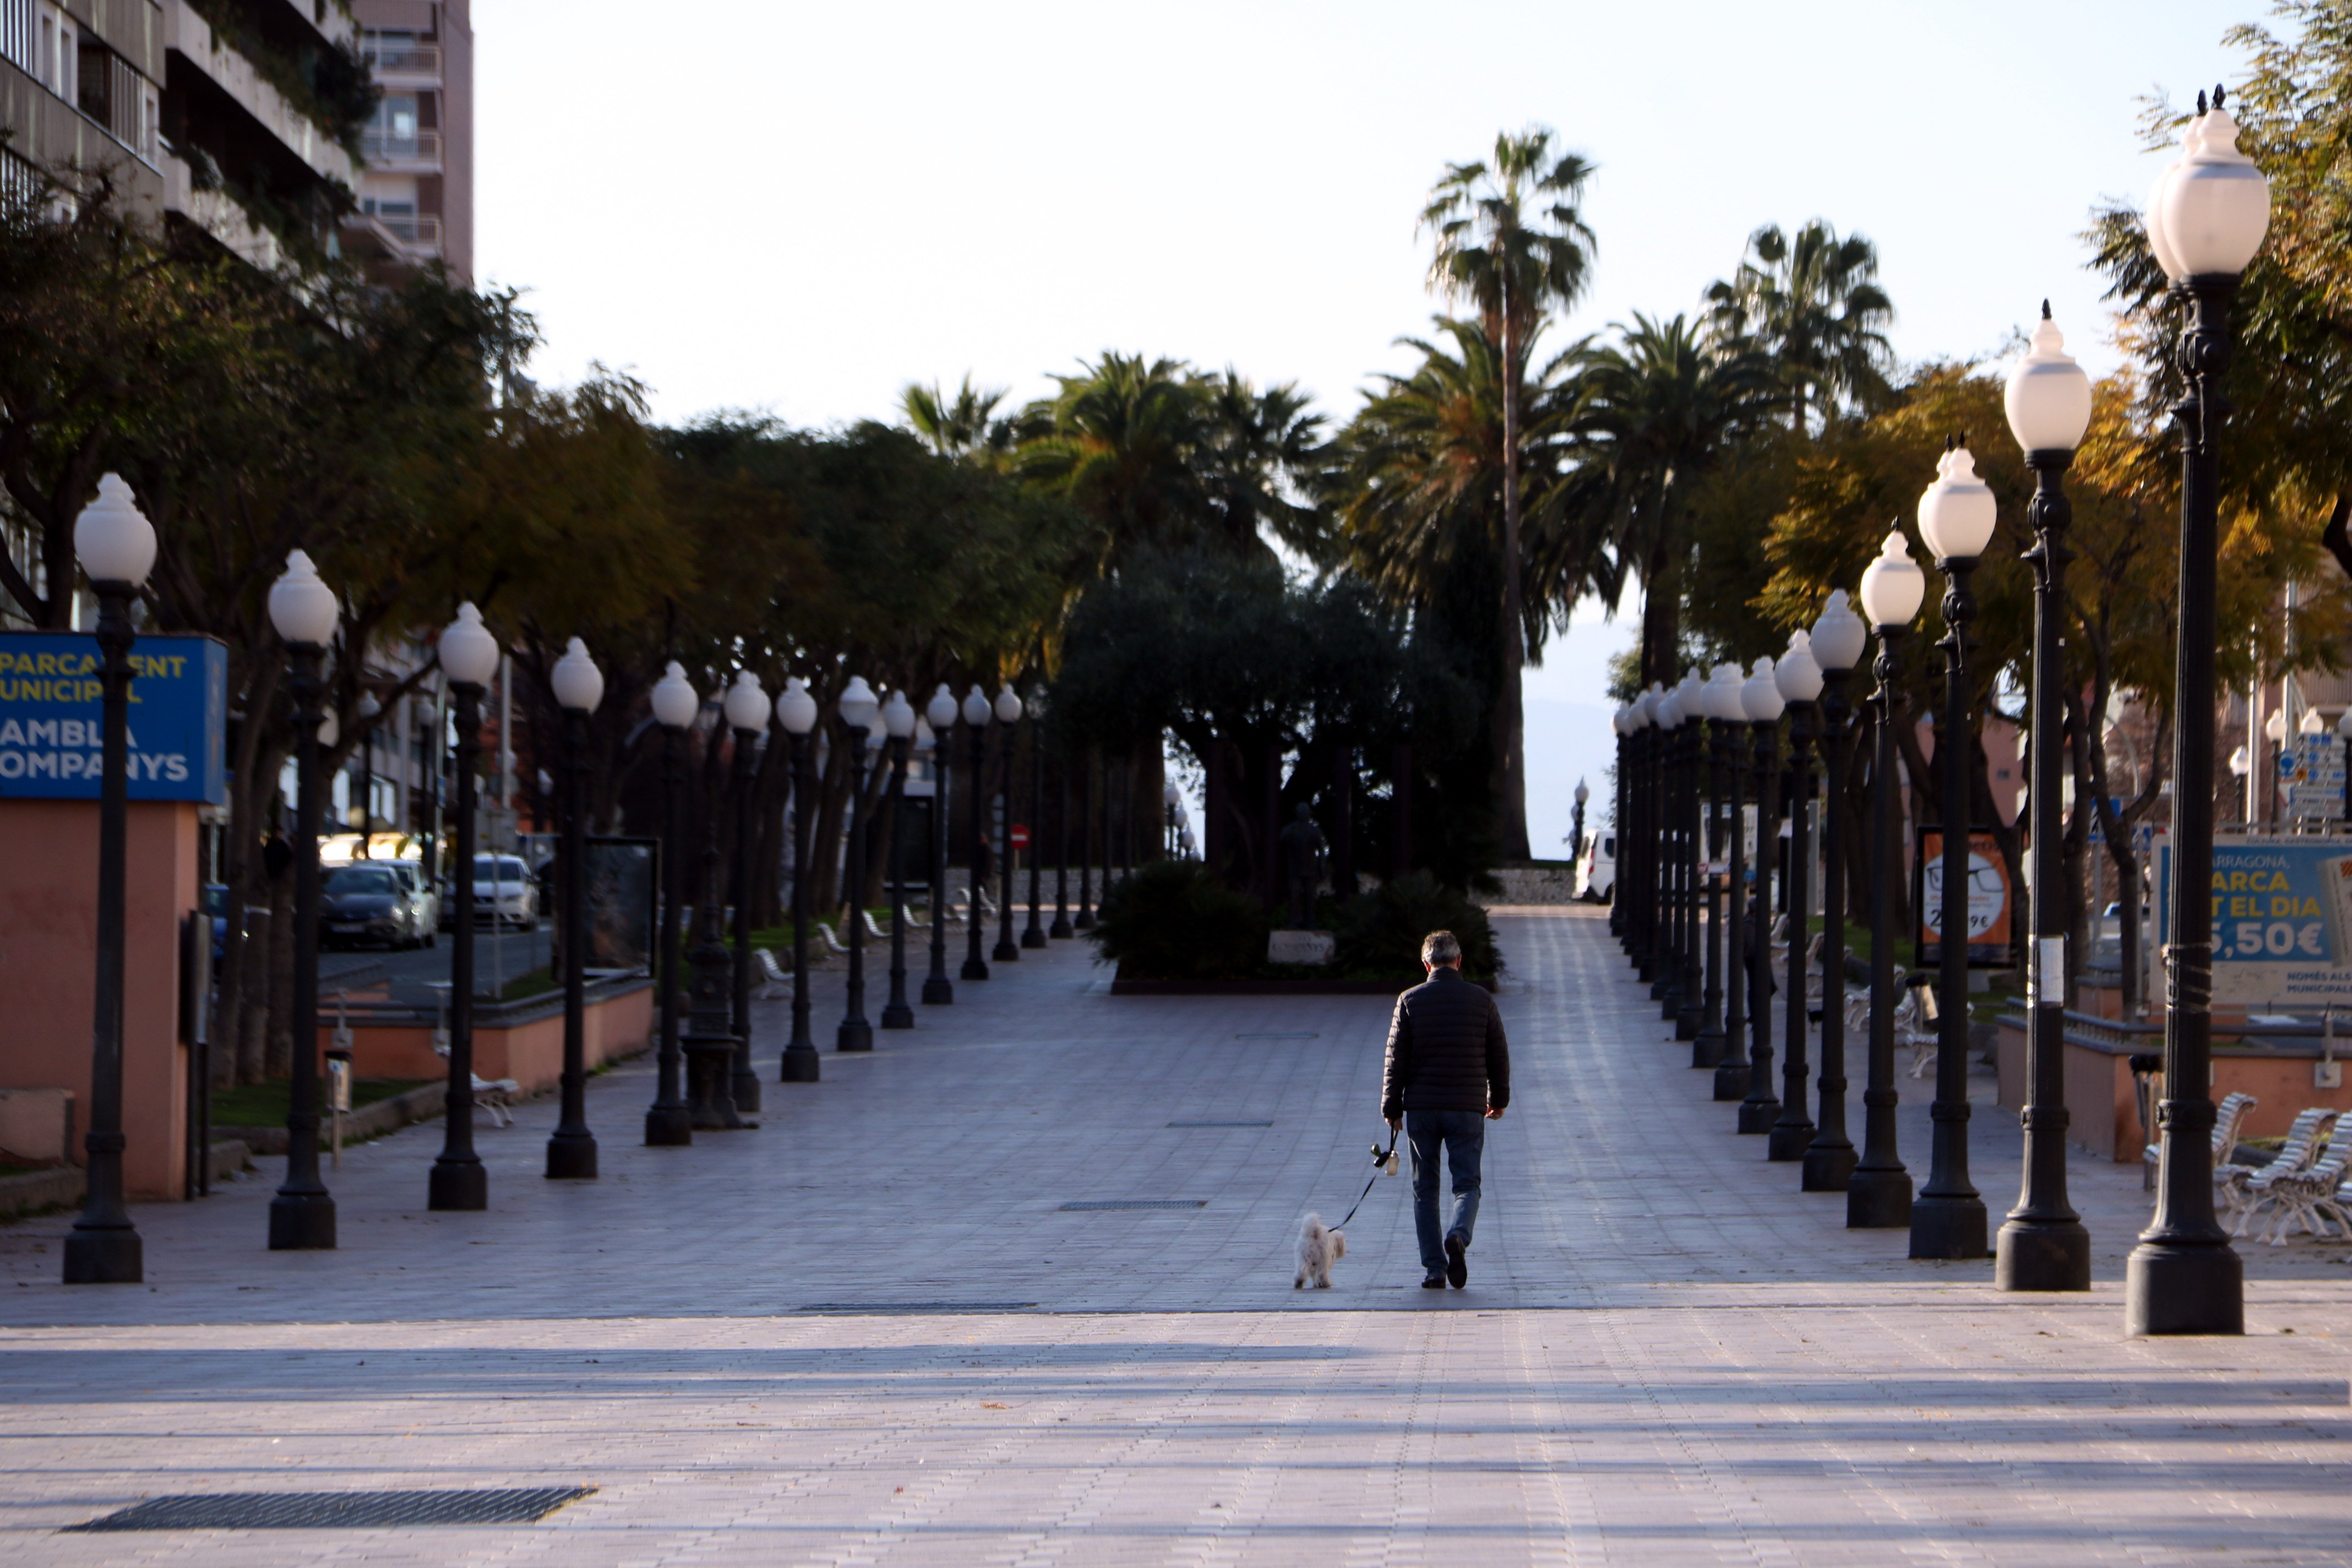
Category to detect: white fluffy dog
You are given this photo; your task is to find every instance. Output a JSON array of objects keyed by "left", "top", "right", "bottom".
[{"left": 1294, "top": 1213, "right": 1346, "bottom": 1289}]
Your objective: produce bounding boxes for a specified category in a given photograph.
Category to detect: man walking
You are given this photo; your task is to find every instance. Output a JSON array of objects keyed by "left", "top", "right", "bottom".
[{"left": 1381, "top": 929, "right": 1509, "bottom": 1289}]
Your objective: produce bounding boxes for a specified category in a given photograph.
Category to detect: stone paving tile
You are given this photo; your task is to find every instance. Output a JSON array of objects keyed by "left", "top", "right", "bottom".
[{"left": 2, "top": 907, "right": 2348, "bottom": 1565}]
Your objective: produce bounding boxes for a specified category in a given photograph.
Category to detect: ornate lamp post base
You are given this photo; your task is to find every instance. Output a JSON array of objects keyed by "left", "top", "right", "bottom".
[
  {"left": 645, "top": 1104, "right": 695, "bottom": 1146},
  {"left": 63, "top": 1223, "right": 141, "bottom": 1284},
  {"left": 1996, "top": 1211, "right": 2091, "bottom": 1292},
  {"left": 881, "top": 999, "right": 914, "bottom": 1029},
  {"left": 837, "top": 1018, "right": 874, "bottom": 1053},
  {"left": 427, "top": 1158, "right": 488, "bottom": 1210},
  {"left": 684, "top": 1037, "right": 746, "bottom": 1130},
  {"left": 1847, "top": 1153, "right": 1913, "bottom": 1229},
  {"left": 545, "top": 1133, "right": 599, "bottom": 1179},
  {"left": 2125, "top": 1240, "right": 2244, "bottom": 1336},
  {"left": 1908, "top": 1185, "right": 1988, "bottom": 1259},
  {"left": 922, "top": 976, "right": 955, "bottom": 1005},
  {"left": 780, "top": 1043, "right": 822, "bottom": 1082},
  {"left": 268, "top": 1192, "right": 339, "bottom": 1251},
  {"left": 1802, "top": 1142, "right": 1856, "bottom": 1193}
]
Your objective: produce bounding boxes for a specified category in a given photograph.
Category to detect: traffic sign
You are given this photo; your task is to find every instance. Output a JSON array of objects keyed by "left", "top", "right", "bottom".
[{"left": 1010, "top": 824, "right": 1030, "bottom": 851}]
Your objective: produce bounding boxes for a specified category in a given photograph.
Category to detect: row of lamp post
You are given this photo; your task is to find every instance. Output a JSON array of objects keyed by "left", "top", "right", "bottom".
[
  {"left": 52, "top": 467, "right": 1120, "bottom": 1280},
  {"left": 1604, "top": 85, "right": 2268, "bottom": 1334}
]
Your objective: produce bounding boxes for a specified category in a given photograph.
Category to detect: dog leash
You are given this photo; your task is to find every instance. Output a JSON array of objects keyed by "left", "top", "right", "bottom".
[{"left": 1330, "top": 1127, "right": 1401, "bottom": 1232}]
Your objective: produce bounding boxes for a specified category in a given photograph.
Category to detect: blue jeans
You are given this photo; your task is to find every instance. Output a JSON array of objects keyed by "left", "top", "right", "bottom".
[{"left": 1406, "top": 1109, "right": 1485, "bottom": 1276}]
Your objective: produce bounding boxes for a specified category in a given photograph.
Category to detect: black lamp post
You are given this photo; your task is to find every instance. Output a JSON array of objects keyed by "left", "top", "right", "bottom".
[
  {"left": 721, "top": 672, "right": 770, "bottom": 1113},
  {"left": 1627, "top": 693, "right": 1657, "bottom": 969},
  {"left": 263, "top": 550, "right": 341, "bottom": 1251},
  {"left": 923, "top": 685, "right": 959, "bottom": 1004},
  {"left": 1714, "top": 683, "right": 1751, "bottom": 1102},
  {"left": 1660, "top": 688, "right": 1687, "bottom": 1008},
  {"left": 1022, "top": 689, "right": 1048, "bottom": 948},
  {"left": 645, "top": 661, "right": 699, "bottom": 1136},
  {"left": 1803, "top": 591, "right": 1868, "bottom": 1191},
  {"left": 240, "top": 603, "right": 329, "bottom": 1248},
  {"left": 1676, "top": 677, "right": 1708, "bottom": 1041},
  {"left": 1998, "top": 305, "right": 2096, "bottom": 1290},
  {"left": 433, "top": 605, "right": 503, "bottom": 1190},
  {"left": 681, "top": 770, "right": 744, "bottom": 1130},
  {"left": 775, "top": 679, "right": 822, "bottom": 1077},
  {"left": 1739, "top": 658, "right": 1785, "bottom": 1136},
  {"left": 1909, "top": 442, "right": 1995, "bottom": 1259},
  {"left": 994, "top": 685, "right": 1025, "bottom": 962},
  {"left": 880, "top": 689, "right": 917, "bottom": 1028},
  {"left": 837, "top": 676, "right": 880, "bottom": 1050},
  {"left": 1608, "top": 721, "right": 1629, "bottom": 941},
  {"left": 1075, "top": 745, "right": 1097, "bottom": 932},
  {"left": 1772, "top": 636, "right": 1823, "bottom": 1162},
  {"left": 2130, "top": 88, "right": 2267, "bottom": 1337},
  {"left": 961, "top": 685, "right": 993, "bottom": 979},
  {"left": 1692, "top": 667, "right": 1741, "bottom": 1070},
  {"left": 62, "top": 475, "right": 155, "bottom": 1283},
  {"left": 546, "top": 637, "right": 603, "bottom": 1178},
  {"left": 1052, "top": 733, "right": 1074, "bottom": 937},
  {"left": 1850, "top": 529, "right": 1924, "bottom": 1228}
]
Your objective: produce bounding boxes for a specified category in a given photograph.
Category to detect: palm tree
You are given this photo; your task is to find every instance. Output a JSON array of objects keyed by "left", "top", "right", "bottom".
[
  {"left": 1420, "top": 127, "right": 1597, "bottom": 859},
  {"left": 1199, "top": 369, "right": 1329, "bottom": 562},
  {"left": 1704, "top": 220, "right": 1895, "bottom": 429},
  {"left": 1333, "top": 317, "right": 1610, "bottom": 690},
  {"left": 1555, "top": 313, "right": 1779, "bottom": 685},
  {"left": 1015, "top": 353, "right": 1212, "bottom": 571},
  {"left": 901, "top": 373, "right": 1012, "bottom": 461},
  {"left": 1016, "top": 353, "right": 1327, "bottom": 573}
]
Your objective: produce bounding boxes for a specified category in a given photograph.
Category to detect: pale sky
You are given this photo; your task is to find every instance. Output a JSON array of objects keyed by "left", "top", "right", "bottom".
[{"left": 477, "top": 0, "right": 2271, "bottom": 858}]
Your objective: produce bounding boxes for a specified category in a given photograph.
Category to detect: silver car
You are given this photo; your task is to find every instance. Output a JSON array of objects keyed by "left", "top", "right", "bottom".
[{"left": 471, "top": 854, "right": 538, "bottom": 929}]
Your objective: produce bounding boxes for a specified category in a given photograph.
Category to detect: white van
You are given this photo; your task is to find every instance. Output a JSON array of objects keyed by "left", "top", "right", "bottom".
[{"left": 1575, "top": 831, "right": 1616, "bottom": 902}]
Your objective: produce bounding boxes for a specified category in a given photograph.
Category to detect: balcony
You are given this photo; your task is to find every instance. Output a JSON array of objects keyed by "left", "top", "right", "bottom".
[
  {"left": 360, "top": 127, "right": 440, "bottom": 168},
  {"left": 374, "top": 211, "right": 440, "bottom": 248},
  {"left": 360, "top": 41, "right": 440, "bottom": 80}
]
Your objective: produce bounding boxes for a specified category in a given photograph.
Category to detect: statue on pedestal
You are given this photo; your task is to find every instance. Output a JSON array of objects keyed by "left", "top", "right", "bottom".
[{"left": 1276, "top": 804, "right": 1326, "bottom": 929}]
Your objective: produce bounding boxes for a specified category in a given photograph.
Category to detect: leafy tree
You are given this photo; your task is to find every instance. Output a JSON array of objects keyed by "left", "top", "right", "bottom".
[{"left": 1419, "top": 127, "right": 1598, "bottom": 859}]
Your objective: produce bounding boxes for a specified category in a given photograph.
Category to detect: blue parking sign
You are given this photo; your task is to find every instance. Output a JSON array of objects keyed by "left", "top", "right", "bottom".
[{"left": 0, "top": 633, "right": 227, "bottom": 804}]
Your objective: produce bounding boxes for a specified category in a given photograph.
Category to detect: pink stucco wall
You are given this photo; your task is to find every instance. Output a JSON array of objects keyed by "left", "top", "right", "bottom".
[
  {"left": 0, "top": 800, "right": 198, "bottom": 1199},
  {"left": 329, "top": 983, "right": 653, "bottom": 1095}
]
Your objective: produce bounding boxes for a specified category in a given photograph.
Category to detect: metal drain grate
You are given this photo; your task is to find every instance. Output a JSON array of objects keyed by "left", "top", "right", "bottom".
[
  {"left": 798, "top": 1301, "right": 1036, "bottom": 1315},
  {"left": 1167, "top": 1119, "right": 1273, "bottom": 1128},
  {"left": 1059, "top": 1200, "right": 1207, "bottom": 1211},
  {"left": 66, "top": 1487, "right": 593, "bottom": 1532}
]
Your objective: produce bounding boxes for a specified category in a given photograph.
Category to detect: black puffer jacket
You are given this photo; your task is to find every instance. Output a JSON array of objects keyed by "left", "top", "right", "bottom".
[{"left": 1380, "top": 967, "right": 1510, "bottom": 1119}]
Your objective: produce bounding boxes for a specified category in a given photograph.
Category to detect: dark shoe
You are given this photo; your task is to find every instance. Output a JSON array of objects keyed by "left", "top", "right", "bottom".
[
  {"left": 1420, "top": 1273, "right": 1446, "bottom": 1289},
  {"left": 1445, "top": 1234, "right": 1468, "bottom": 1289}
]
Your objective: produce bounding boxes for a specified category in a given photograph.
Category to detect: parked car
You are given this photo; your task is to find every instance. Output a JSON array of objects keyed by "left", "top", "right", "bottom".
[
  {"left": 388, "top": 862, "right": 439, "bottom": 946},
  {"left": 319, "top": 863, "right": 434, "bottom": 949},
  {"left": 470, "top": 853, "right": 538, "bottom": 929}
]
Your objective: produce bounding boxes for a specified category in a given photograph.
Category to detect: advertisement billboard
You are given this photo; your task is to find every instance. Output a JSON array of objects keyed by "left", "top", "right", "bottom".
[
  {"left": 0, "top": 633, "right": 227, "bottom": 804},
  {"left": 1916, "top": 829, "right": 2013, "bottom": 965},
  {"left": 2152, "top": 832, "right": 2352, "bottom": 1007}
]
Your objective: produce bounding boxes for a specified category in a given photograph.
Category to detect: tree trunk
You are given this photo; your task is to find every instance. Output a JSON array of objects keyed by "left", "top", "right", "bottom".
[{"left": 1496, "top": 296, "right": 1531, "bottom": 861}]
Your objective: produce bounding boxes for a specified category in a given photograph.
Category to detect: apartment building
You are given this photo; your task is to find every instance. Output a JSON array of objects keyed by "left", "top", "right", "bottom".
[
  {"left": 344, "top": 0, "right": 469, "bottom": 283},
  {"left": 1, "top": 1, "right": 471, "bottom": 281}
]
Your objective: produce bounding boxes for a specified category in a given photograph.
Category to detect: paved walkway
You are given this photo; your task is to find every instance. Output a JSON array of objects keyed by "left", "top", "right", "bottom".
[{"left": 3, "top": 907, "right": 2348, "bottom": 1563}]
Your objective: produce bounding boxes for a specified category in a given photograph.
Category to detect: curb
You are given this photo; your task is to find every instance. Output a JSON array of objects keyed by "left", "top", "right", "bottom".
[{"left": 217, "top": 1080, "right": 449, "bottom": 1156}]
